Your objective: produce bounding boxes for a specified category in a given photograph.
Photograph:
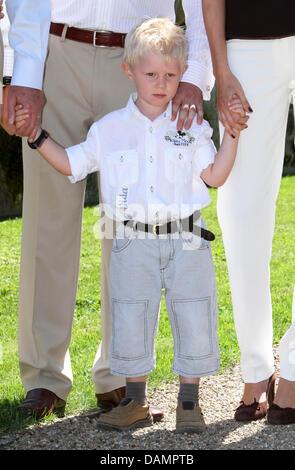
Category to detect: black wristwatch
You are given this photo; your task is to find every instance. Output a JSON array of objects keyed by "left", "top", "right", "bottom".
[
  {"left": 27, "top": 129, "right": 49, "bottom": 149},
  {"left": 3, "top": 76, "right": 12, "bottom": 86}
]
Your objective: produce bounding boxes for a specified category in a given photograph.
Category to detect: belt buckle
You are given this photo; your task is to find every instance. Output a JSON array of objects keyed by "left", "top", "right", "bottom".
[
  {"left": 152, "top": 223, "right": 167, "bottom": 237},
  {"left": 152, "top": 224, "right": 161, "bottom": 236},
  {"left": 93, "top": 30, "right": 115, "bottom": 48}
]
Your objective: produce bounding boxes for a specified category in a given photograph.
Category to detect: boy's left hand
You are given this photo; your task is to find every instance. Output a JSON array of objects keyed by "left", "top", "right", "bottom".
[
  {"left": 228, "top": 94, "right": 247, "bottom": 118},
  {"left": 171, "top": 82, "right": 203, "bottom": 131},
  {"left": 227, "top": 94, "right": 248, "bottom": 137}
]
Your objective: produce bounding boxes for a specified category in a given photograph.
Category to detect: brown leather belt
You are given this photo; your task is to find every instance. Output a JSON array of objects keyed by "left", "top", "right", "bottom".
[{"left": 50, "top": 22, "right": 126, "bottom": 48}]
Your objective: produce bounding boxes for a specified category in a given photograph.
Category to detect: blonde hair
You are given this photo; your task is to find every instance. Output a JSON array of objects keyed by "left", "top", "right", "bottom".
[{"left": 123, "top": 18, "right": 187, "bottom": 69}]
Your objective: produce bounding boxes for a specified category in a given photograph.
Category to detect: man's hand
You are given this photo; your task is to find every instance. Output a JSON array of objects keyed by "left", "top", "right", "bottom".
[
  {"left": 7, "top": 86, "right": 46, "bottom": 141},
  {"left": 171, "top": 82, "right": 204, "bottom": 131},
  {"left": 216, "top": 70, "right": 252, "bottom": 136}
]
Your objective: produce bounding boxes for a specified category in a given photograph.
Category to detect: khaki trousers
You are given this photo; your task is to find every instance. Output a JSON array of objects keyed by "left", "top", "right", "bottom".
[{"left": 19, "top": 34, "right": 135, "bottom": 400}]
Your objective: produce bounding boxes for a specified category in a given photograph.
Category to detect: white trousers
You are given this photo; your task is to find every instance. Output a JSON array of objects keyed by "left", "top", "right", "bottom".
[{"left": 218, "top": 36, "right": 295, "bottom": 382}]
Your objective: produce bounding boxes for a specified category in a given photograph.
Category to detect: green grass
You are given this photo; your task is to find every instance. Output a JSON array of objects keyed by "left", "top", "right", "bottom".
[{"left": 0, "top": 176, "right": 294, "bottom": 433}]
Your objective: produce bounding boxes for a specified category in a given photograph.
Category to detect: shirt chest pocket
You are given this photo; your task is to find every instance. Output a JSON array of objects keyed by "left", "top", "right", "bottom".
[
  {"left": 107, "top": 150, "right": 139, "bottom": 187},
  {"left": 164, "top": 148, "right": 193, "bottom": 184}
]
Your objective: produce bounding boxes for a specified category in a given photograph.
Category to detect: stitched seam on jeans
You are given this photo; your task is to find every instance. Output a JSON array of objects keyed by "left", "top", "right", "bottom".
[
  {"left": 172, "top": 297, "right": 214, "bottom": 360},
  {"left": 172, "top": 365, "right": 220, "bottom": 378},
  {"left": 111, "top": 299, "right": 149, "bottom": 361},
  {"left": 111, "top": 237, "right": 133, "bottom": 253},
  {"left": 110, "top": 366, "right": 155, "bottom": 377}
]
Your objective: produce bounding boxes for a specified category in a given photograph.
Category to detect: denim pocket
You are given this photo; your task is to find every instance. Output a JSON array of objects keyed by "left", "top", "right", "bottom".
[
  {"left": 171, "top": 297, "right": 213, "bottom": 359},
  {"left": 112, "top": 236, "right": 133, "bottom": 253},
  {"left": 111, "top": 299, "right": 149, "bottom": 360}
]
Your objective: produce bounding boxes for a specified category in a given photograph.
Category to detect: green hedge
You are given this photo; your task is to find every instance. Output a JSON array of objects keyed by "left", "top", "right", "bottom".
[{"left": 0, "top": 128, "right": 22, "bottom": 206}]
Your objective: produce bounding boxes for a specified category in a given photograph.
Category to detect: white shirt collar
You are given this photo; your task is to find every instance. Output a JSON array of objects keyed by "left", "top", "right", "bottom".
[{"left": 123, "top": 93, "right": 172, "bottom": 123}]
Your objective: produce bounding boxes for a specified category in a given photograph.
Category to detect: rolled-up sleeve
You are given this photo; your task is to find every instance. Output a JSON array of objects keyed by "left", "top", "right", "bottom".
[
  {"left": 193, "top": 120, "right": 216, "bottom": 174},
  {"left": 6, "top": 0, "right": 50, "bottom": 89},
  {"left": 181, "top": 0, "right": 214, "bottom": 100},
  {"left": 66, "top": 123, "right": 101, "bottom": 184}
]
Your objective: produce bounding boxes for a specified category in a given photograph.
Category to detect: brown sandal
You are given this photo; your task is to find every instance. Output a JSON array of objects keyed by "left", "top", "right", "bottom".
[
  {"left": 234, "top": 373, "right": 276, "bottom": 422},
  {"left": 267, "top": 403, "right": 295, "bottom": 425}
]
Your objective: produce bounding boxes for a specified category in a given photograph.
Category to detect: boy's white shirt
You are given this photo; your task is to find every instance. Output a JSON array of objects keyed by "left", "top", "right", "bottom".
[
  {"left": 4, "top": 0, "right": 213, "bottom": 98},
  {"left": 66, "top": 93, "right": 216, "bottom": 224}
]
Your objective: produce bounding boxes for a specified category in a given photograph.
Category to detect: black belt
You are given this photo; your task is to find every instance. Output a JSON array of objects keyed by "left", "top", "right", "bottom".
[{"left": 123, "top": 212, "right": 215, "bottom": 241}]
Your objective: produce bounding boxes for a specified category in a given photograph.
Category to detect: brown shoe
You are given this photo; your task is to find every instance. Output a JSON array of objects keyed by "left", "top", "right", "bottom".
[
  {"left": 267, "top": 404, "right": 295, "bottom": 425},
  {"left": 96, "top": 386, "right": 126, "bottom": 411},
  {"left": 18, "top": 388, "right": 66, "bottom": 418},
  {"left": 175, "top": 403, "right": 206, "bottom": 433},
  {"left": 234, "top": 373, "right": 276, "bottom": 422},
  {"left": 96, "top": 386, "right": 164, "bottom": 422},
  {"left": 96, "top": 399, "right": 153, "bottom": 431}
]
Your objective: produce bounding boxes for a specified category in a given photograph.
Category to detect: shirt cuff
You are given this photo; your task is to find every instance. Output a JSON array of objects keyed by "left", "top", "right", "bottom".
[
  {"left": 66, "top": 145, "right": 88, "bottom": 184},
  {"left": 182, "top": 61, "right": 215, "bottom": 101},
  {"left": 10, "top": 53, "right": 45, "bottom": 90}
]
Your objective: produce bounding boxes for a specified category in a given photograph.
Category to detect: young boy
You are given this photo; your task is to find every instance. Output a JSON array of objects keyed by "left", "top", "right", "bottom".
[{"left": 16, "top": 18, "right": 243, "bottom": 433}]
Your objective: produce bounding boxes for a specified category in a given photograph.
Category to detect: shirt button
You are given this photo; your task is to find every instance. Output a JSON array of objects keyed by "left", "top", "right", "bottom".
[
  {"left": 150, "top": 185, "right": 154, "bottom": 192},
  {"left": 206, "top": 85, "right": 211, "bottom": 92},
  {"left": 179, "top": 153, "right": 183, "bottom": 160},
  {"left": 149, "top": 156, "right": 153, "bottom": 163},
  {"left": 149, "top": 126, "right": 153, "bottom": 133},
  {"left": 120, "top": 156, "right": 124, "bottom": 162}
]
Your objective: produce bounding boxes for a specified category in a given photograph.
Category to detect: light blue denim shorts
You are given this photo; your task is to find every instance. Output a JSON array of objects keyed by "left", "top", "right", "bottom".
[{"left": 109, "top": 217, "right": 220, "bottom": 378}]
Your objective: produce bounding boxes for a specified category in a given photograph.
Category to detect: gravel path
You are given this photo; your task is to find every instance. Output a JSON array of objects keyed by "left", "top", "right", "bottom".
[{"left": 1, "top": 346, "right": 295, "bottom": 451}]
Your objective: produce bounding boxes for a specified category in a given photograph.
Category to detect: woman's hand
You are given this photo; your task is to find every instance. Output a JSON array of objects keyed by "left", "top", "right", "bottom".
[{"left": 216, "top": 70, "right": 252, "bottom": 136}]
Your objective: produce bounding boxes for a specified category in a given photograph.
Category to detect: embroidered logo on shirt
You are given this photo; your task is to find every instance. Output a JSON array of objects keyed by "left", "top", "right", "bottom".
[
  {"left": 164, "top": 130, "right": 195, "bottom": 147},
  {"left": 116, "top": 186, "right": 129, "bottom": 209}
]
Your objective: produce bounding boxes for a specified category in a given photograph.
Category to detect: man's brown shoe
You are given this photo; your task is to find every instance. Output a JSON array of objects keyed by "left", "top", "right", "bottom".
[
  {"left": 96, "top": 386, "right": 126, "bottom": 411},
  {"left": 96, "top": 399, "right": 153, "bottom": 431},
  {"left": 18, "top": 388, "right": 66, "bottom": 418},
  {"left": 175, "top": 403, "right": 206, "bottom": 433},
  {"left": 267, "top": 404, "right": 295, "bottom": 425},
  {"left": 96, "top": 386, "right": 164, "bottom": 421}
]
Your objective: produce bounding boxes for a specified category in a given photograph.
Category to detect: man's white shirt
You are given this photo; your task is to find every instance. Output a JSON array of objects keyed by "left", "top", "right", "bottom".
[
  {"left": 50, "top": 0, "right": 213, "bottom": 97},
  {"left": 5, "top": 0, "right": 50, "bottom": 89},
  {"left": 4, "top": 0, "right": 213, "bottom": 98},
  {"left": 66, "top": 94, "right": 216, "bottom": 224},
  {"left": 0, "top": 2, "right": 13, "bottom": 79}
]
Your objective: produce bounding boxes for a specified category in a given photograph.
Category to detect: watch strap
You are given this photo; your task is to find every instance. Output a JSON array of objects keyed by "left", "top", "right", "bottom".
[{"left": 27, "top": 129, "right": 49, "bottom": 149}]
